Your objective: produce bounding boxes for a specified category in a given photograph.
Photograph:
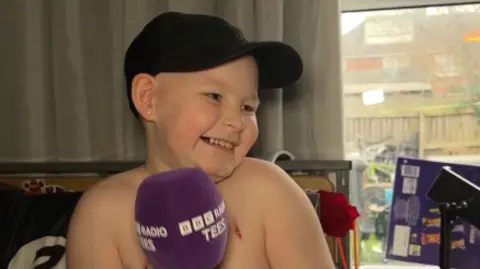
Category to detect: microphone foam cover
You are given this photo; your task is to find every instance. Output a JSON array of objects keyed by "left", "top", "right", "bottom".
[{"left": 135, "top": 168, "right": 228, "bottom": 269}]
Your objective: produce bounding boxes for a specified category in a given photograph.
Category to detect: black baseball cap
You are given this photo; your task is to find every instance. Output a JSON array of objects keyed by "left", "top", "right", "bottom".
[{"left": 124, "top": 12, "right": 303, "bottom": 116}]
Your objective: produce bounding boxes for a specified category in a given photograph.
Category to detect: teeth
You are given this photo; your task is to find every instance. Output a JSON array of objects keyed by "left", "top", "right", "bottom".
[{"left": 207, "top": 138, "right": 234, "bottom": 149}]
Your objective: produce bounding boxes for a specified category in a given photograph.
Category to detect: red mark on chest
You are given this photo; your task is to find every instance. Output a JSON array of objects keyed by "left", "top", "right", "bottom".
[{"left": 234, "top": 223, "right": 243, "bottom": 239}]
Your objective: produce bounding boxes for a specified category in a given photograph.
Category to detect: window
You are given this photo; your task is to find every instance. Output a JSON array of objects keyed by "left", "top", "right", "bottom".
[{"left": 342, "top": 3, "right": 480, "bottom": 268}]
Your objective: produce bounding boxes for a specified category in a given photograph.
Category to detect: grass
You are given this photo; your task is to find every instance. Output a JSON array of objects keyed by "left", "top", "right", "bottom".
[
  {"left": 352, "top": 233, "right": 387, "bottom": 265},
  {"left": 351, "top": 233, "right": 429, "bottom": 267}
]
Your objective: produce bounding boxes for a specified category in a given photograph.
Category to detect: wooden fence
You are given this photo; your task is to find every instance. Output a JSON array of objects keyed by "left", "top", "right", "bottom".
[{"left": 345, "top": 110, "right": 480, "bottom": 156}]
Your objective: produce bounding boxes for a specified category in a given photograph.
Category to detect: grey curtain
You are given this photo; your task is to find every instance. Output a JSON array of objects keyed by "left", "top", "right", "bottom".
[{"left": 0, "top": 0, "right": 344, "bottom": 162}]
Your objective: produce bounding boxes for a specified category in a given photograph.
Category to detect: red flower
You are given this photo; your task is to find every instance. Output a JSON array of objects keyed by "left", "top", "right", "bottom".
[{"left": 317, "top": 191, "right": 360, "bottom": 237}]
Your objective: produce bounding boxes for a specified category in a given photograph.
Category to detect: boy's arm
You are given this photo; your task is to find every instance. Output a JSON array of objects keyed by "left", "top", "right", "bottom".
[
  {"left": 260, "top": 163, "right": 335, "bottom": 269},
  {"left": 66, "top": 186, "right": 124, "bottom": 269}
]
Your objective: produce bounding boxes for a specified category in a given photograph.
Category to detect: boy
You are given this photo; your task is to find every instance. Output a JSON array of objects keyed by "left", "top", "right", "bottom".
[{"left": 67, "top": 12, "right": 335, "bottom": 269}]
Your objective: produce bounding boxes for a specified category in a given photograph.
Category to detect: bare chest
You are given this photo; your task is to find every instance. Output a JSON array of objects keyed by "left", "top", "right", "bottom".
[
  {"left": 118, "top": 173, "right": 270, "bottom": 269},
  {"left": 119, "top": 208, "right": 269, "bottom": 269},
  {"left": 214, "top": 220, "right": 270, "bottom": 269}
]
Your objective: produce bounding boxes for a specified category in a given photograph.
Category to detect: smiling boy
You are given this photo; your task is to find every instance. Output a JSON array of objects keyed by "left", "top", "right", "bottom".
[{"left": 67, "top": 12, "right": 335, "bottom": 269}]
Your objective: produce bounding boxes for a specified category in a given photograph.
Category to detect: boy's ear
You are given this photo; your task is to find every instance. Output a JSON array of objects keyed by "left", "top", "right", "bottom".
[{"left": 131, "top": 73, "right": 157, "bottom": 121}]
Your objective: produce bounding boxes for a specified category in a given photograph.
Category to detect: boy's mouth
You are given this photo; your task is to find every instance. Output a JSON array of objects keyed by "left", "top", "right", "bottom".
[{"left": 200, "top": 136, "right": 235, "bottom": 150}]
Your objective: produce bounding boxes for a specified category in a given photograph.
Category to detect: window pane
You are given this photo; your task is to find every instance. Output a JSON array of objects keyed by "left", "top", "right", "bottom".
[{"left": 342, "top": 3, "right": 480, "bottom": 267}]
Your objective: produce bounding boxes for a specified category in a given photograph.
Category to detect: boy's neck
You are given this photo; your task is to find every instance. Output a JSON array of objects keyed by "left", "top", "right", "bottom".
[
  {"left": 143, "top": 153, "right": 172, "bottom": 175},
  {"left": 143, "top": 129, "right": 173, "bottom": 175}
]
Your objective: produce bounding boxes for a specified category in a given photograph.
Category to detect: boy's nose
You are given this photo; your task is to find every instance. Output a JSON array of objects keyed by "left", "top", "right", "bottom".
[{"left": 223, "top": 113, "right": 245, "bottom": 132}]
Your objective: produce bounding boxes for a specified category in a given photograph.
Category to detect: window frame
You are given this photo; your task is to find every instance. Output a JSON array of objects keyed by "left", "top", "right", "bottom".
[{"left": 342, "top": 0, "right": 480, "bottom": 12}]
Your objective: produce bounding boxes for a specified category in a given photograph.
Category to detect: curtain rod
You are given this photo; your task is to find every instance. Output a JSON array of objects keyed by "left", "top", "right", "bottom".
[{"left": 0, "top": 160, "right": 351, "bottom": 174}]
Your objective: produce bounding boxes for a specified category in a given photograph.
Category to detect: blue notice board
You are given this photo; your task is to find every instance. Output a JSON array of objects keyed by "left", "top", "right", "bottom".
[{"left": 385, "top": 157, "right": 480, "bottom": 269}]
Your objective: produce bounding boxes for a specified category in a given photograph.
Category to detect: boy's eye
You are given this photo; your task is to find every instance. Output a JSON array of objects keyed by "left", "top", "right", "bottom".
[
  {"left": 205, "top": 93, "right": 222, "bottom": 101},
  {"left": 242, "top": 105, "right": 256, "bottom": 113}
]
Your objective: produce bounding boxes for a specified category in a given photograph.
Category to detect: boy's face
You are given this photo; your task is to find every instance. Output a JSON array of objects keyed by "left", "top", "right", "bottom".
[{"left": 134, "top": 56, "right": 260, "bottom": 180}]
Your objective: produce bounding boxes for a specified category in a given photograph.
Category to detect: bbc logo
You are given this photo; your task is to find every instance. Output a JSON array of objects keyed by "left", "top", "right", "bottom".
[{"left": 178, "top": 210, "right": 215, "bottom": 236}]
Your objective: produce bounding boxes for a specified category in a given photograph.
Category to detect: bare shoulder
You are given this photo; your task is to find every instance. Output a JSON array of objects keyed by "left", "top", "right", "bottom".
[
  {"left": 225, "top": 157, "right": 309, "bottom": 215},
  {"left": 69, "top": 167, "right": 145, "bottom": 232},
  {"left": 66, "top": 167, "right": 144, "bottom": 269},
  {"left": 78, "top": 168, "right": 141, "bottom": 203},
  {"left": 233, "top": 158, "right": 335, "bottom": 269},
  {"left": 70, "top": 168, "right": 141, "bottom": 220},
  {"left": 233, "top": 157, "right": 304, "bottom": 196}
]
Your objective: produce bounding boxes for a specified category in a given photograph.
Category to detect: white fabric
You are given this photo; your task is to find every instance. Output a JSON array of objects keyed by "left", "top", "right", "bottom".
[{"left": 8, "top": 236, "right": 66, "bottom": 269}]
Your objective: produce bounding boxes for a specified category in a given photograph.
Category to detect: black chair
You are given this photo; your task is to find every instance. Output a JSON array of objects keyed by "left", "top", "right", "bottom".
[
  {"left": 307, "top": 192, "right": 320, "bottom": 211},
  {"left": 0, "top": 191, "right": 83, "bottom": 269}
]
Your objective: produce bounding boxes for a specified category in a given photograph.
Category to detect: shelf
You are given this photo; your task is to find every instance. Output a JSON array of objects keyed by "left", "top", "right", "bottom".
[{"left": 0, "top": 159, "right": 352, "bottom": 175}]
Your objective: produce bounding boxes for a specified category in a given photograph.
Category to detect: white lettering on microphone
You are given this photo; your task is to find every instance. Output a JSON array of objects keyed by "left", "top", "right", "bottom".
[
  {"left": 179, "top": 220, "right": 193, "bottom": 236},
  {"left": 136, "top": 222, "right": 168, "bottom": 238},
  {"left": 139, "top": 236, "right": 156, "bottom": 252},
  {"left": 201, "top": 217, "right": 227, "bottom": 242},
  {"left": 178, "top": 200, "right": 227, "bottom": 241},
  {"left": 192, "top": 215, "right": 205, "bottom": 231},
  {"left": 203, "top": 211, "right": 215, "bottom": 226},
  {"left": 136, "top": 222, "right": 168, "bottom": 253},
  {"left": 214, "top": 201, "right": 226, "bottom": 219}
]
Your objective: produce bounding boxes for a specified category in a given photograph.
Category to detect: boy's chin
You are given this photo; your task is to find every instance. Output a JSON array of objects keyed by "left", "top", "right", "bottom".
[{"left": 198, "top": 162, "right": 239, "bottom": 183}]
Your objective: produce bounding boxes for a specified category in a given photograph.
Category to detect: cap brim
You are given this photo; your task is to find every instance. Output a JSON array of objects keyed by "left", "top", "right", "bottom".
[{"left": 230, "top": 42, "right": 303, "bottom": 90}]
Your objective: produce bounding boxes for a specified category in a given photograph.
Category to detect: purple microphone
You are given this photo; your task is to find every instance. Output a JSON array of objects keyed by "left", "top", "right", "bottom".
[{"left": 135, "top": 168, "right": 228, "bottom": 269}]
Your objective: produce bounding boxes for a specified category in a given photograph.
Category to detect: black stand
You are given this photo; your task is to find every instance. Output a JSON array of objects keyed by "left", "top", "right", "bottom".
[
  {"left": 438, "top": 201, "right": 469, "bottom": 269},
  {"left": 427, "top": 166, "right": 480, "bottom": 269}
]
